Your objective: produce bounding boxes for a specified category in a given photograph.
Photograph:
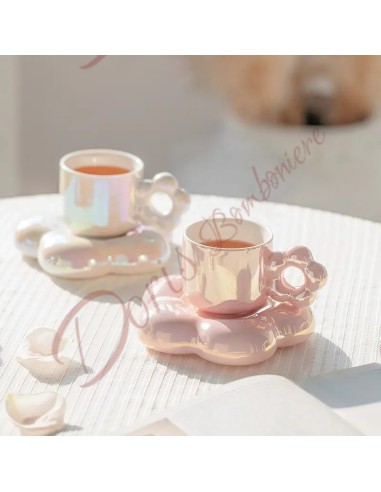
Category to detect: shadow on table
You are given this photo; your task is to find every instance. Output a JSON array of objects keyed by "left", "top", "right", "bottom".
[
  {"left": 60, "top": 424, "right": 83, "bottom": 434},
  {"left": 147, "top": 333, "right": 352, "bottom": 385},
  {"left": 22, "top": 257, "right": 353, "bottom": 392},
  {"left": 300, "top": 362, "right": 381, "bottom": 408}
]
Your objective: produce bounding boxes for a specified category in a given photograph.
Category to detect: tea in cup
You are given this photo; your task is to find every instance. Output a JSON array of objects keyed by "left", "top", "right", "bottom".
[
  {"left": 59, "top": 149, "right": 190, "bottom": 238},
  {"left": 182, "top": 219, "right": 327, "bottom": 316}
]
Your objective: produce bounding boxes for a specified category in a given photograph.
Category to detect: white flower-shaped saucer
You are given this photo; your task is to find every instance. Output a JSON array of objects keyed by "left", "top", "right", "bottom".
[
  {"left": 15, "top": 215, "right": 171, "bottom": 279},
  {"left": 136, "top": 275, "right": 315, "bottom": 366}
]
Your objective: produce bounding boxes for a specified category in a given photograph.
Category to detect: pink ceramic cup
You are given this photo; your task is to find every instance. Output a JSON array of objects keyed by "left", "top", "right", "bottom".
[{"left": 182, "top": 218, "right": 327, "bottom": 316}]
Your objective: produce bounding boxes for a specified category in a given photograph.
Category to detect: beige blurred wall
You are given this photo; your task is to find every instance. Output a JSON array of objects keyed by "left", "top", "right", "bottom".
[
  {"left": 0, "top": 55, "right": 222, "bottom": 197},
  {"left": 0, "top": 56, "right": 19, "bottom": 196},
  {"left": 4, "top": 56, "right": 381, "bottom": 222}
]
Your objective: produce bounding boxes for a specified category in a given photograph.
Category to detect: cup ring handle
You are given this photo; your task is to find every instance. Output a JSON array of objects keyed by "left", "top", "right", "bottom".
[
  {"left": 134, "top": 172, "right": 191, "bottom": 231},
  {"left": 263, "top": 246, "right": 327, "bottom": 307}
]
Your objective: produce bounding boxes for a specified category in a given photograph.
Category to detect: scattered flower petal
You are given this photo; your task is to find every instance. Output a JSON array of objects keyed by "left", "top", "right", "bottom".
[
  {"left": 17, "top": 328, "right": 86, "bottom": 383},
  {"left": 6, "top": 392, "right": 65, "bottom": 436}
]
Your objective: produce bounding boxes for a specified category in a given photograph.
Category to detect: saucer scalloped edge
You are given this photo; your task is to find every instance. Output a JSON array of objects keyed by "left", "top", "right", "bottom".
[
  {"left": 136, "top": 275, "right": 314, "bottom": 366},
  {"left": 15, "top": 215, "right": 170, "bottom": 279}
]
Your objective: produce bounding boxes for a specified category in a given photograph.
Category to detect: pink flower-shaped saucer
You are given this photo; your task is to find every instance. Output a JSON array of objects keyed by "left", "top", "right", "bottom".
[
  {"left": 136, "top": 275, "right": 314, "bottom": 366},
  {"left": 15, "top": 215, "right": 170, "bottom": 279}
]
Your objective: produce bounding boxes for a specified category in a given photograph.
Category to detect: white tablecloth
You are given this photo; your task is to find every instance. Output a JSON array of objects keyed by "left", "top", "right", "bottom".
[{"left": 0, "top": 194, "right": 380, "bottom": 435}]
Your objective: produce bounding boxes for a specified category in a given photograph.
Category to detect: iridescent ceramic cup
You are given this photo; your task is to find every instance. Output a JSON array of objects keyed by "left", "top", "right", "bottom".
[
  {"left": 182, "top": 219, "right": 327, "bottom": 316},
  {"left": 59, "top": 149, "right": 190, "bottom": 238}
]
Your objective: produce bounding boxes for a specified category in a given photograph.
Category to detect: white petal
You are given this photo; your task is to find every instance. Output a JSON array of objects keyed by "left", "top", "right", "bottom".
[
  {"left": 17, "top": 328, "right": 86, "bottom": 383},
  {"left": 26, "top": 327, "right": 65, "bottom": 355},
  {"left": 6, "top": 392, "right": 66, "bottom": 436}
]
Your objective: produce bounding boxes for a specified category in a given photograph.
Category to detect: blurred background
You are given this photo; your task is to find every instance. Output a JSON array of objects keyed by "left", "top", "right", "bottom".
[{"left": 1, "top": 55, "right": 381, "bottom": 221}]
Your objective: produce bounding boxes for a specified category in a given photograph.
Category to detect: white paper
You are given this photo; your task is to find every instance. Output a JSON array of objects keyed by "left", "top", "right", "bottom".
[
  {"left": 125, "top": 375, "right": 360, "bottom": 436},
  {"left": 300, "top": 363, "right": 381, "bottom": 436},
  {"left": 127, "top": 418, "right": 187, "bottom": 436}
]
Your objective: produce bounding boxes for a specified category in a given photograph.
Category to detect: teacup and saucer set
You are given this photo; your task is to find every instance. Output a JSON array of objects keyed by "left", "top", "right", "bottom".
[
  {"left": 137, "top": 218, "right": 327, "bottom": 365},
  {"left": 15, "top": 149, "right": 190, "bottom": 278},
  {"left": 15, "top": 149, "right": 327, "bottom": 366}
]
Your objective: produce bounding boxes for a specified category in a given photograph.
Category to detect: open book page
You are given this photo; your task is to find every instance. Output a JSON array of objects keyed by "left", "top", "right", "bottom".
[
  {"left": 300, "top": 363, "right": 381, "bottom": 436},
  {"left": 125, "top": 374, "right": 360, "bottom": 436}
]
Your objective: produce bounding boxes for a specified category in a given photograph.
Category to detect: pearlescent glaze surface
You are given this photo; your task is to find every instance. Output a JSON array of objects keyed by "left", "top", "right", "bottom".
[
  {"left": 138, "top": 275, "right": 314, "bottom": 366},
  {"left": 60, "top": 149, "right": 190, "bottom": 238},
  {"left": 15, "top": 215, "right": 170, "bottom": 279},
  {"left": 38, "top": 229, "right": 170, "bottom": 279},
  {"left": 182, "top": 219, "right": 327, "bottom": 315}
]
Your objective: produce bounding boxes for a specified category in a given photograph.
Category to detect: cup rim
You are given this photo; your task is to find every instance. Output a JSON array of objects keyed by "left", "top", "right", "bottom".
[
  {"left": 184, "top": 219, "right": 273, "bottom": 250},
  {"left": 59, "top": 149, "right": 144, "bottom": 178}
]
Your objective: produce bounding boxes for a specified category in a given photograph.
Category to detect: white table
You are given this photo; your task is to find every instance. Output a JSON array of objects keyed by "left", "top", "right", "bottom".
[{"left": 1, "top": 194, "right": 380, "bottom": 435}]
